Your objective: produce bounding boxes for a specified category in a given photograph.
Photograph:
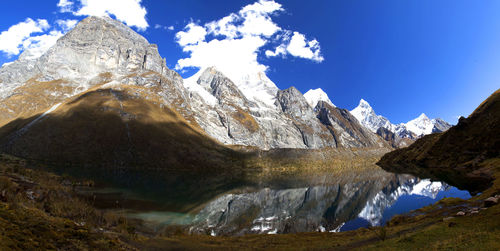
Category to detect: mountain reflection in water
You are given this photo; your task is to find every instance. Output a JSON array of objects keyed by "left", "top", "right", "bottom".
[
  {"left": 80, "top": 166, "right": 471, "bottom": 236},
  {"left": 188, "top": 171, "right": 470, "bottom": 236}
]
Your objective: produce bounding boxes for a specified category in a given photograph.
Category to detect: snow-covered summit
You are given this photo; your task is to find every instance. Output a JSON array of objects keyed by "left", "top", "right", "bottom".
[
  {"left": 405, "top": 113, "right": 434, "bottom": 136},
  {"left": 304, "top": 88, "right": 335, "bottom": 108},
  {"left": 187, "top": 67, "right": 279, "bottom": 109},
  {"left": 351, "top": 100, "right": 452, "bottom": 139},
  {"left": 351, "top": 99, "right": 392, "bottom": 133}
]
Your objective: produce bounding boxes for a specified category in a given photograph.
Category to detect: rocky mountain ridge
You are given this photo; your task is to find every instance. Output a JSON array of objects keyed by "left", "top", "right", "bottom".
[
  {"left": 0, "top": 16, "right": 446, "bottom": 153},
  {"left": 350, "top": 99, "right": 452, "bottom": 147},
  {"left": 0, "top": 16, "right": 393, "bottom": 152}
]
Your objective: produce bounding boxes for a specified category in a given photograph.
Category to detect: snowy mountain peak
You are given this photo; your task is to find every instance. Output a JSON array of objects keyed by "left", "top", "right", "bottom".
[
  {"left": 351, "top": 99, "right": 452, "bottom": 140},
  {"left": 359, "top": 98, "right": 370, "bottom": 107},
  {"left": 304, "top": 88, "right": 335, "bottom": 108},
  {"left": 355, "top": 99, "right": 375, "bottom": 113},
  {"left": 405, "top": 113, "right": 434, "bottom": 136},
  {"left": 351, "top": 99, "right": 392, "bottom": 133},
  {"left": 417, "top": 113, "right": 429, "bottom": 120}
]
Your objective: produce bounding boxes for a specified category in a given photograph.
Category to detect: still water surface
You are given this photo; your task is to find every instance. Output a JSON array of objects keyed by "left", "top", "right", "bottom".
[{"left": 77, "top": 166, "right": 471, "bottom": 235}]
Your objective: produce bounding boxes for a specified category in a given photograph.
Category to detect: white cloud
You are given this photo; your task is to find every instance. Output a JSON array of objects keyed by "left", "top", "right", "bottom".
[
  {"left": 154, "top": 24, "right": 175, "bottom": 31},
  {"left": 265, "top": 43, "right": 286, "bottom": 57},
  {"left": 21, "top": 30, "right": 65, "bottom": 60},
  {"left": 55, "top": 19, "right": 78, "bottom": 32},
  {"left": 238, "top": 0, "right": 282, "bottom": 37},
  {"left": 68, "top": 0, "right": 148, "bottom": 31},
  {"left": 240, "top": 0, "right": 283, "bottom": 14},
  {"left": 286, "top": 32, "right": 324, "bottom": 62},
  {"left": 0, "top": 18, "right": 79, "bottom": 60},
  {"left": 175, "top": 0, "right": 324, "bottom": 81},
  {"left": 57, "top": 0, "right": 74, "bottom": 13},
  {"left": 176, "top": 23, "right": 207, "bottom": 46},
  {"left": 0, "top": 18, "right": 50, "bottom": 56},
  {"left": 177, "top": 36, "right": 268, "bottom": 81}
]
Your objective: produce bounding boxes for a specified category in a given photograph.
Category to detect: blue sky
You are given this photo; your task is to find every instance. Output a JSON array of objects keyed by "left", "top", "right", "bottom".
[{"left": 0, "top": 0, "right": 499, "bottom": 124}]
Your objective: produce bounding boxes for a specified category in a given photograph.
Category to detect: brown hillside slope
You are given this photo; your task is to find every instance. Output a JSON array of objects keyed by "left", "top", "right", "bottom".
[
  {"left": 0, "top": 86, "right": 254, "bottom": 211},
  {"left": 0, "top": 86, "right": 245, "bottom": 171},
  {"left": 378, "top": 89, "right": 500, "bottom": 192}
]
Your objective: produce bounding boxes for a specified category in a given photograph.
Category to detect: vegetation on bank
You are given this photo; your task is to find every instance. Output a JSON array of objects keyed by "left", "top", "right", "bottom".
[{"left": 0, "top": 154, "right": 139, "bottom": 250}]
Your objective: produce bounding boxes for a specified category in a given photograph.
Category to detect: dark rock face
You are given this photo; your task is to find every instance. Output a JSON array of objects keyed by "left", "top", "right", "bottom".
[
  {"left": 316, "top": 101, "right": 387, "bottom": 148},
  {"left": 432, "top": 118, "right": 453, "bottom": 133},
  {"left": 198, "top": 67, "right": 250, "bottom": 107},
  {"left": 273, "top": 87, "right": 336, "bottom": 148},
  {"left": 276, "top": 87, "right": 312, "bottom": 119},
  {"left": 376, "top": 127, "right": 413, "bottom": 148}
]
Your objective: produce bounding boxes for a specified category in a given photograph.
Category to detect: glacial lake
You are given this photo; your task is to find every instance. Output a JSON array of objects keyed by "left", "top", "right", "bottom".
[{"left": 74, "top": 165, "right": 471, "bottom": 235}]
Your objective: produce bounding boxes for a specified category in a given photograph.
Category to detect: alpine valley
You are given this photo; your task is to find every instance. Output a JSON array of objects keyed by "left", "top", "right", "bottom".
[{"left": 0, "top": 16, "right": 498, "bottom": 251}]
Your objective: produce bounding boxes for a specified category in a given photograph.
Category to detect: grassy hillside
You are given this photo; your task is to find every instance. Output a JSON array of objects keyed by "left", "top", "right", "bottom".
[
  {"left": 378, "top": 89, "right": 500, "bottom": 193},
  {"left": 0, "top": 154, "right": 136, "bottom": 250},
  {"left": 0, "top": 87, "right": 246, "bottom": 171}
]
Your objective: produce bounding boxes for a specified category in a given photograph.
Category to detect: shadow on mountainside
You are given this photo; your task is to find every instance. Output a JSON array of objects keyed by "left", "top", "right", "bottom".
[{"left": 0, "top": 89, "right": 256, "bottom": 212}]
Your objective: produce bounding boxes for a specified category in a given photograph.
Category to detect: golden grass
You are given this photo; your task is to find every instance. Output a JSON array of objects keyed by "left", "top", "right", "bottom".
[{"left": 231, "top": 107, "right": 259, "bottom": 133}]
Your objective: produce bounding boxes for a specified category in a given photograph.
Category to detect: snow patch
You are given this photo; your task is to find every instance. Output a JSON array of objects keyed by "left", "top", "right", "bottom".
[
  {"left": 304, "top": 88, "right": 335, "bottom": 108},
  {"left": 183, "top": 71, "right": 217, "bottom": 106}
]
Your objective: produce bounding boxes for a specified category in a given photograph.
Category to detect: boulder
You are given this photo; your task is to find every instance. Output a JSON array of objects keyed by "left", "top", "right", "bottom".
[{"left": 483, "top": 197, "right": 498, "bottom": 207}]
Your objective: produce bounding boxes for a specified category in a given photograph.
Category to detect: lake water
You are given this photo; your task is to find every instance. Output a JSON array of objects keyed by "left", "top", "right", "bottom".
[{"left": 76, "top": 166, "right": 471, "bottom": 236}]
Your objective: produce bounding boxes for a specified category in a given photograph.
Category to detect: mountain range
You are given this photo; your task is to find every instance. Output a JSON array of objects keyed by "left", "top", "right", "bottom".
[
  {"left": 350, "top": 99, "right": 452, "bottom": 147},
  {"left": 0, "top": 16, "right": 452, "bottom": 164}
]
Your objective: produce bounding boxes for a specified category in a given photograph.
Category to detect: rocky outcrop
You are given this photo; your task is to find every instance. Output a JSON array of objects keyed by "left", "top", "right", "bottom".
[
  {"left": 276, "top": 87, "right": 335, "bottom": 148},
  {"left": 316, "top": 101, "right": 387, "bottom": 148},
  {"left": 376, "top": 127, "right": 412, "bottom": 148},
  {"left": 185, "top": 68, "right": 314, "bottom": 149},
  {"left": 432, "top": 118, "right": 453, "bottom": 133}
]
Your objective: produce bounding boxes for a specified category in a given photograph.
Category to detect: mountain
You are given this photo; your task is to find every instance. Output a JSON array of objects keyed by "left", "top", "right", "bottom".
[
  {"left": 405, "top": 113, "right": 436, "bottom": 136},
  {"left": 0, "top": 16, "right": 241, "bottom": 170},
  {"left": 376, "top": 127, "right": 414, "bottom": 148},
  {"left": 378, "top": 89, "right": 500, "bottom": 192},
  {"left": 0, "top": 15, "right": 393, "bottom": 168},
  {"left": 0, "top": 16, "right": 189, "bottom": 127},
  {"left": 350, "top": 99, "right": 452, "bottom": 143},
  {"left": 303, "top": 88, "right": 335, "bottom": 109},
  {"left": 316, "top": 101, "right": 386, "bottom": 148},
  {"left": 350, "top": 99, "right": 394, "bottom": 133}
]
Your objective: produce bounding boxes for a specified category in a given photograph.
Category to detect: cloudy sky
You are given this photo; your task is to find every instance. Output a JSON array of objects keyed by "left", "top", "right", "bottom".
[{"left": 0, "top": 0, "right": 499, "bottom": 123}]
